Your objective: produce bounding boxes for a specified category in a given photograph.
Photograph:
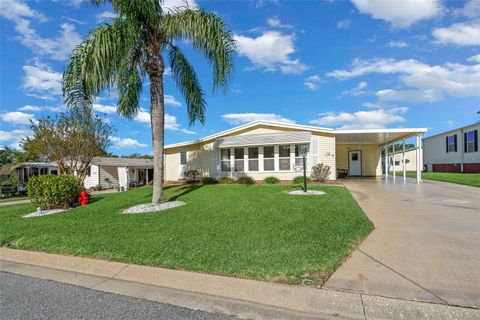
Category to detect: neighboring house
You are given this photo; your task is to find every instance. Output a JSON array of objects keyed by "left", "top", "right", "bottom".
[
  {"left": 164, "top": 121, "right": 427, "bottom": 182},
  {"left": 14, "top": 162, "right": 59, "bottom": 192},
  {"left": 423, "top": 122, "right": 479, "bottom": 173},
  {"left": 14, "top": 157, "right": 154, "bottom": 191},
  {"left": 390, "top": 148, "right": 419, "bottom": 173},
  {"left": 84, "top": 157, "right": 154, "bottom": 190}
]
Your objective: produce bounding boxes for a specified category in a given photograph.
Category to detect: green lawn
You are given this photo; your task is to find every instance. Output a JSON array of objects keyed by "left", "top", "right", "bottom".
[
  {"left": 0, "top": 184, "right": 373, "bottom": 285},
  {"left": 406, "top": 172, "right": 480, "bottom": 187}
]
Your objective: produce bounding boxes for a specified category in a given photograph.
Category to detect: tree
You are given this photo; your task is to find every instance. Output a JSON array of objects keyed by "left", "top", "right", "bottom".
[
  {"left": 22, "top": 111, "right": 113, "bottom": 185},
  {"left": 63, "top": 0, "right": 235, "bottom": 204}
]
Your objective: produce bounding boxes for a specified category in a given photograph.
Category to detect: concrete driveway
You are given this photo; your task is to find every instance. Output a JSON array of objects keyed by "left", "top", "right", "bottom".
[{"left": 325, "top": 177, "right": 480, "bottom": 308}]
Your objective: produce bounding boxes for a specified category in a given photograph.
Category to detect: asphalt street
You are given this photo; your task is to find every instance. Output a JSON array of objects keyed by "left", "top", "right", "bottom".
[{"left": 0, "top": 272, "right": 241, "bottom": 320}]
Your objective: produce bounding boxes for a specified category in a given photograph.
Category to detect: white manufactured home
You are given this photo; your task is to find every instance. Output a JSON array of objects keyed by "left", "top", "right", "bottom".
[
  {"left": 164, "top": 121, "right": 427, "bottom": 182},
  {"left": 423, "top": 122, "right": 479, "bottom": 173}
]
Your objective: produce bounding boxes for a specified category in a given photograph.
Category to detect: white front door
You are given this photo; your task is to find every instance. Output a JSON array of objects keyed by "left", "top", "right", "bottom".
[
  {"left": 348, "top": 151, "right": 362, "bottom": 176},
  {"left": 178, "top": 151, "right": 187, "bottom": 179}
]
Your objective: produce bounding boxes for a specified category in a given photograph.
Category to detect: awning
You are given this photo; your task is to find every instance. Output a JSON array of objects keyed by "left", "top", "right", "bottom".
[{"left": 214, "top": 131, "right": 311, "bottom": 148}]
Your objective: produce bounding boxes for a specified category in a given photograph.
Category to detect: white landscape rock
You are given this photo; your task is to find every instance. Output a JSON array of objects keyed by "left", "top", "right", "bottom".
[
  {"left": 23, "top": 207, "right": 70, "bottom": 218},
  {"left": 123, "top": 201, "right": 185, "bottom": 214},
  {"left": 288, "top": 190, "right": 326, "bottom": 196}
]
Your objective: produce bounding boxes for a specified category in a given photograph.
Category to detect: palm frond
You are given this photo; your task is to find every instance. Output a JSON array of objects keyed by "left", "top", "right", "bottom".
[
  {"left": 169, "top": 46, "right": 206, "bottom": 125},
  {"left": 162, "top": 9, "right": 236, "bottom": 93}
]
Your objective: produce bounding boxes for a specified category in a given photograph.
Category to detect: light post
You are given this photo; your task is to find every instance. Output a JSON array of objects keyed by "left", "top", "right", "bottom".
[{"left": 301, "top": 149, "right": 308, "bottom": 192}]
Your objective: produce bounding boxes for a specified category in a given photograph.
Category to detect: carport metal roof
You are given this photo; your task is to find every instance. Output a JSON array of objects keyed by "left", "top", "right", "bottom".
[{"left": 334, "top": 128, "right": 428, "bottom": 145}]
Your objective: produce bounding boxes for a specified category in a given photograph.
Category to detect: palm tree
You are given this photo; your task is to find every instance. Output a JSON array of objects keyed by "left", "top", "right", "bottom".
[{"left": 63, "top": 0, "right": 235, "bottom": 204}]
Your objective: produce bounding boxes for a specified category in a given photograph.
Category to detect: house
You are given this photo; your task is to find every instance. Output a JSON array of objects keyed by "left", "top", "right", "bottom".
[
  {"left": 84, "top": 157, "right": 154, "bottom": 190},
  {"left": 164, "top": 121, "right": 427, "bottom": 182},
  {"left": 390, "top": 148, "right": 420, "bottom": 173},
  {"left": 423, "top": 122, "right": 479, "bottom": 173},
  {"left": 14, "top": 157, "right": 154, "bottom": 191}
]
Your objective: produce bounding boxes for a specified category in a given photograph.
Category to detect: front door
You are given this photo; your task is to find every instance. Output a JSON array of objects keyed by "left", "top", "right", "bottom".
[
  {"left": 178, "top": 151, "right": 187, "bottom": 179},
  {"left": 348, "top": 151, "right": 362, "bottom": 176}
]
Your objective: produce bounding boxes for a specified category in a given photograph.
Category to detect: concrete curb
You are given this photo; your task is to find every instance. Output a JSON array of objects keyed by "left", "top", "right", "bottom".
[{"left": 1, "top": 248, "right": 478, "bottom": 320}]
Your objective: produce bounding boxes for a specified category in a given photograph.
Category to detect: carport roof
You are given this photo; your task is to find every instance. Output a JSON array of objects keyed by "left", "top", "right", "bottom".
[{"left": 334, "top": 128, "right": 428, "bottom": 145}]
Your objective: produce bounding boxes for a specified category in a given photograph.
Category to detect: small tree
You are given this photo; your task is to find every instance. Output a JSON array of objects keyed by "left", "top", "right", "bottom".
[
  {"left": 22, "top": 111, "right": 113, "bottom": 185},
  {"left": 311, "top": 163, "right": 332, "bottom": 183}
]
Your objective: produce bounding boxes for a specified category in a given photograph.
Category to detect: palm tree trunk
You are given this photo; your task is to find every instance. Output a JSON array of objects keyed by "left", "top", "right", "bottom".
[{"left": 147, "top": 46, "right": 165, "bottom": 205}]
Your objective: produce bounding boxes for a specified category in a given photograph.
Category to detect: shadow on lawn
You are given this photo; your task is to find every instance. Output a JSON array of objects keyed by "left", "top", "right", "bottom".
[{"left": 168, "top": 184, "right": 203, "bottom": 201}]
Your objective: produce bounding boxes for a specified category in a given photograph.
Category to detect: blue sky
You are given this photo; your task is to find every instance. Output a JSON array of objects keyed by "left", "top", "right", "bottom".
[{"left": 1, "top": 0, "right": 479, "bottom": 155}]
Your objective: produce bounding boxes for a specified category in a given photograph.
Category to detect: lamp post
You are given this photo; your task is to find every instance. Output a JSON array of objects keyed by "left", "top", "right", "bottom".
[{"left": 302, "top": 154, "right": 307, "bottom": 192}]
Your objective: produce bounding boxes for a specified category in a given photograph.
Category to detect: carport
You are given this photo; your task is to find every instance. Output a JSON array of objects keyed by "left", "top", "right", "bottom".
[{"left": 334, "top": 128, "right": 428, "bottom": 183}]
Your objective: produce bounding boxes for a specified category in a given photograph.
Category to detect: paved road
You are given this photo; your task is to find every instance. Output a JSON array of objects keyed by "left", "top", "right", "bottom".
[
  {"left": 0, "top": 272, "right": 239, "bottom": 320},
  {"left": 325, "top": 177, "right": 480, "bottom": 308}
]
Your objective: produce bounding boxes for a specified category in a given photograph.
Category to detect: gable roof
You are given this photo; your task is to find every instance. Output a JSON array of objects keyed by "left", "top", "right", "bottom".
[
  {"left": 165, "top": 121, "right": 332, "bottom": 149},
  {"left": 91, "top": 157, "right": 154, "bottom": 167}
]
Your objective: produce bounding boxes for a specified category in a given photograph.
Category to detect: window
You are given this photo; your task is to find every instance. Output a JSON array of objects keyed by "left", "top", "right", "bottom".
[
  {"left": 263, "top": 146, "right": 274, "bottom": 171},
  {"left": 86, "top": 166, "right": 91, "bottom": 177},
  {"left": 279, "top": 145, "right": 290, "bottom": 170},
  {"left": 446, "top": 135, "right": 457, "bottom": 153},
  {"left": 180, "top": 151, "right": 187, "bottom": 165},
  {"left": 395, "top": 161, "right": 400, "bottom": 166},
  {"left": 248, "top": 147, "right": 258, "bottom": 171},
  {"left": 295, "top": 144, "right": 308, "bottom": 169},
  {"left": 40, "top": 168, "right": 49, "bottom": 175},
  {"left": 234, "top": 148, "right": 244, "bottom": 172},
  {"left": 465, "top": 130, "right": 478, "bottom": 153},
  {"left": 220, "top": 149, "right": 231, "bottom": 172},
  {"left": 50, "top": 170, "right": 58, "bottom": 175},
  {"left": 352, "top": 153, "right": 358, "bottom": 161}
]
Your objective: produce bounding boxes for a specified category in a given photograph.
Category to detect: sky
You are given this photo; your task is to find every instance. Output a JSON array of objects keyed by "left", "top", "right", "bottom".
[{"left": 1, "top": 0, "right": 479, "bottom": 155}]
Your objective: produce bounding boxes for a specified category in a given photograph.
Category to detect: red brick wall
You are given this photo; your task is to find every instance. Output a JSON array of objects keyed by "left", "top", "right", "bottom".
[
  {"left": 432, "top": 164, "right": 462, "bottom": 172},
  {"left": 464, "top": 163, "right": 480, "bottom": 173}
]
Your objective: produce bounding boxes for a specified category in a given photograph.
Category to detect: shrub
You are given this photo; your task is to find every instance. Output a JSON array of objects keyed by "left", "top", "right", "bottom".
[
  {"left": 218, "top": 176, "right": 236, "bottom": 184},
  {"left": 200, "top": 176, "right": 217, "bottom": 184},
  {"left": 27, "top": 174, "right": 81, "bottom": 210},
  {"left": 237, "top": 175, "right": 255, "bottom": 185},
  {"left": 311, "top": 163, "right": 332, "bottom": 183},
  {"left": 94, "top": 184, "right": 103, "bottom": 191},
  {"left": 184, "top": 169, "right": 200, "bottom": 183},
  {"left": 292, "top": 176, "right": 312, "bottom": 185},
  {"left": 264, "top": 176, "right": 280, "bottom": 184}
]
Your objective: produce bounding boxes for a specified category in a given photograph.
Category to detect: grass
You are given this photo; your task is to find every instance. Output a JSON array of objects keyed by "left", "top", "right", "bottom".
[
  {"left": 406, "top": 172, "right": 480, "bottom": 187},
  {"left": 0, "top": 195, "right": 29, "bottom": 203},
  {"left": 0, "top": 184, "right": 373, "bottom": 285}
]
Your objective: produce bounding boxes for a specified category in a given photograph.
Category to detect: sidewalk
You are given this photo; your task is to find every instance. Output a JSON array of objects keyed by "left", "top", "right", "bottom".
[{"left": 0, "top": 248, "right": 478, "bottom": 320}]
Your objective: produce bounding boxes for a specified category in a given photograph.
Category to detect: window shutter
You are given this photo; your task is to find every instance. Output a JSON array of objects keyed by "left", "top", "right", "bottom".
[
  {"left": 446, "top": 136, "right": 449, "bottom": 153},
  {"left": 454, "top": 134, "right": 457, "bottom": 152},
  {"left": 464, "top": 132, "right": 468, "bottom": 152},
  {"left": 475, "top": 130, "right": 479, "bottom": 152}
]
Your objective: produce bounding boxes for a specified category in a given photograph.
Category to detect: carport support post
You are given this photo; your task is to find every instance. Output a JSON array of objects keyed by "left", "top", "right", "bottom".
[
  {"left": 392, "top": 143, "right": 396, "bottom": 181},
  {"left": 416, "top": 135, "right": 422, "bottom": 184},
  {"left": 384, "top": 145, "right": 389, "bottom": 179},
  {"left": 402, "top": 139, "right": 406, "bottom": 182}
]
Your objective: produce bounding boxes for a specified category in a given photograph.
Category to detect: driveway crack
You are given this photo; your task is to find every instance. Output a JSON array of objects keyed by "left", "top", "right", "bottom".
[{"left": 91, "top": 264, "right": 130, "bottom": 289}]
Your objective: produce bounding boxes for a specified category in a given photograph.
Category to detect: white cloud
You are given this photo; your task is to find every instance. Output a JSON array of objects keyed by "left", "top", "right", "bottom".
[
  {"left": 134, "top": 108, "right": 194, "bottom": 133},
  {"left": 111, "top": 137, "right": 147, "bottom": 149},
  {"left": 234, "top": 31, "right": 308, "bottom": 74},
  {"left": 22, "top": 61, "right": 62, "bottom": 99},
  {"left": 304, "top": 75, "right": 323, "bottom": 91},
  {"left": 162, "top": 0, "right": 198, "bottom": 12},
  {"left": 337, "top": 19, "right": 351, "bottom": 29},
  {"left": 343, "top": 81, "right": 368, "bottom": 96},
  {"left": 468, "top": 54, "right": 480, "bottom": 63},
  {"left": 310, "top": 107, "right": 407, "bottom": 129},
  {"left": 351, "top": 0, "right": 443, "bottom": 28},
  {"left": 95, "top": 11, "right": 116, "bottom": 22},
  {"left": 432, "top": 22, "right": 480, "bottom": 46},
  {"left": 0, "top": 129, "right": 33, "bottom": 149},
  {"left": 327, "top": 57, "right": 480, "bottom": 101},
  {"left": 1, "top": 111, "right": 35, "bottom": 125},
  {"left": 453, "top": 0, "right": 480, "bottom": 19},
  {"left": 387, "top": 40, "right": 409, "bottom": 48},
  {"left": 92, "top": 103, "right": 117, "bottom": 114},
  {"left": 18, "top": 105, "right": 42, "bottom": 112},
  {"left": 165, "top": 95, "right": 182, "bottom": 107},
  {"left": 221, "top": 113, "right": 295, "bottom": 125},
  {"left": 0, "top": 1, "right": 82, "bottom": 61},
  {"left": 267, "top": 17, "right": 293, "bottom": 29}
]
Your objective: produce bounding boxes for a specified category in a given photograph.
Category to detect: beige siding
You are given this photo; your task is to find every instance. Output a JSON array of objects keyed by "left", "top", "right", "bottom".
[
  {"left": 336, "top": 144, "right": 382, "bottom": 177},
  {"left": 393, "top": 149, "right": 419, "bottom": 172},
  {"left": 423, "top": 123, "right": 480, "bottom": 167},
  {"left": 313, "top": 132, "right": 336, "bottom": 180}
]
